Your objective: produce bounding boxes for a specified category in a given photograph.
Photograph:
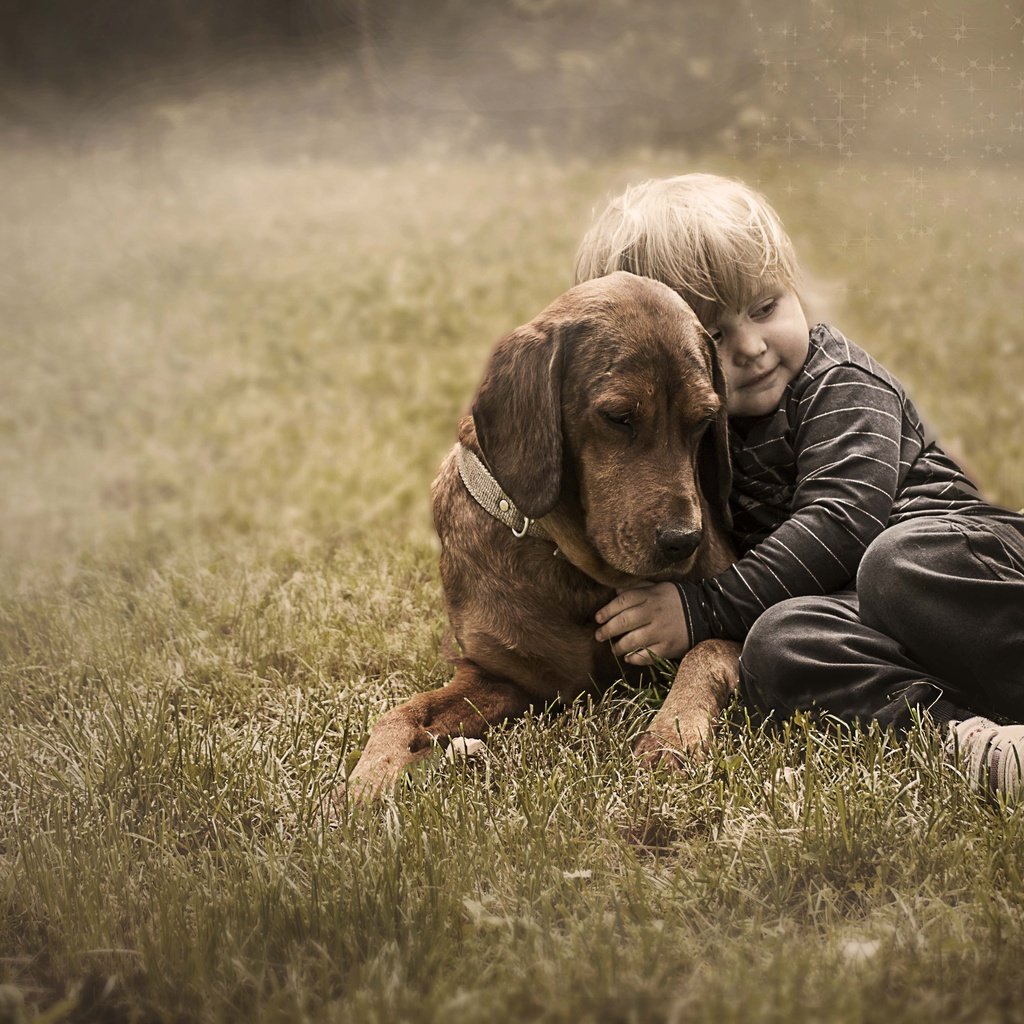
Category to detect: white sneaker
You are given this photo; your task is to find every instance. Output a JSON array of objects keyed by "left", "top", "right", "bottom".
[{"left": 947, "top": 717, "right": 1024, "bottom": 804}]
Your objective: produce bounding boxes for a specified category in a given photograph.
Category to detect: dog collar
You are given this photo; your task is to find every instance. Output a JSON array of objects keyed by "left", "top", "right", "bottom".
[{"left": 456, "top": 445, "right": 550, "bottom": 540}]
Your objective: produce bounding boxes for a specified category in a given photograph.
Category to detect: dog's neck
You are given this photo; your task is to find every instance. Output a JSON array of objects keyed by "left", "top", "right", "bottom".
[
  {"left": 456, "top": 444, "right": 550, "bottom": 541},
  {"left": 457, "top": 439, "right": 634, "bottom": 590},
  {"left": 538, "top": 501, "right": 644, "bottom": 590}
]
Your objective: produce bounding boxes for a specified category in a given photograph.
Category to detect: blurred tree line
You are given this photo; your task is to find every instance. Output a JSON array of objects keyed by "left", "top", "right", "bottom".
[
  {"left": 2, "top": 0, "right": 1022, "bottom": 155},
  {"left": 0, "top": 0, "right": 334, "bottom": 86},
  {"left": 1, "top": 0, "right": 760, "bottom": 148}
]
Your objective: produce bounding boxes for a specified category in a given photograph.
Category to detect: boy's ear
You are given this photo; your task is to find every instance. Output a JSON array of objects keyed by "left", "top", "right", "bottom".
[
  {"left": 471, "top": 322, "right": 564, "bottom": 520},
  {"left": 698, "top": 339, "right": 733, "bottom": 529}
]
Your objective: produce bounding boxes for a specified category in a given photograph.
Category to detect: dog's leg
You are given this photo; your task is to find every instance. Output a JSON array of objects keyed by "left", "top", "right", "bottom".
[
  {"left": 633, "top": 639, "right": 741, "bottom": 768},
  {"left": 336, "top": 665, "right": 535, "bottom": 805}
]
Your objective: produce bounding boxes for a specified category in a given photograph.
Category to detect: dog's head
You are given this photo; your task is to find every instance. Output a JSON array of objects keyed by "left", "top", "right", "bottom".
[{"left": 472, "top": 271, "right": 731, "bottom": 579}]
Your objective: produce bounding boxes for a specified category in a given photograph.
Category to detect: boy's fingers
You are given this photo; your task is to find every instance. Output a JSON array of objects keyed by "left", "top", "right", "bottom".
[
  {"left": 622, "top": 640, "right": 668, "bottom": 665},
  {"left": 624, "top": 649, "right": 654, "bottom": 665},
  {"left": 611, "top": 626, "right": 656, "bottom": 658},
  {"left": 615, "top": 581, "right": 654, "bottom": 594},
  {"left": 595, "top": 586, "right": 651, "bottom": 625},
  {"left": 595, "top": 595, "right": 633, "bottom": 625},
  {"left": 622, "top": 639, "right": 679, "bottom": 665},
  {"left": 614, "top": 640, "right": 645, "bottom": 660},
  {"left": 595, "top": 607, "right": 651, "bottom": 643}
]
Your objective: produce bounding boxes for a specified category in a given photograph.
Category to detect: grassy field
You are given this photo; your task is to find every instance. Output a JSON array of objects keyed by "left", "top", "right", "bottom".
[{"left": 2, "top": 128, "right": 1024, "bottom": 1022}]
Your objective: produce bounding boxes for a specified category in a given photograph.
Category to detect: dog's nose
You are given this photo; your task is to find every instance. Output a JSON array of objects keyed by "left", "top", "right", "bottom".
[{"left": 656, "top": 527, "right": 703, "bottom": 562}]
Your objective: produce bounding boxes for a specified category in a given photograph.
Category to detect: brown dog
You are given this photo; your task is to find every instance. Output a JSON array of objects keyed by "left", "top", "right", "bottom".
[{"left": 342, "top": 272, "right": 740, "bottom": 802}]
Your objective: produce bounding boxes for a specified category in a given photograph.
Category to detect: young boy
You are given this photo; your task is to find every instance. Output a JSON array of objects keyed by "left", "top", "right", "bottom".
[{"left": 576, "top": 173, "right": 1024, "bottom": 800}]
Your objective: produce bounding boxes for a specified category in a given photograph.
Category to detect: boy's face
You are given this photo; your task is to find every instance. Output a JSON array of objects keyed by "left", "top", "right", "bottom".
[{"left": 706, "top": 288, "right": 809, "bottom": 418}]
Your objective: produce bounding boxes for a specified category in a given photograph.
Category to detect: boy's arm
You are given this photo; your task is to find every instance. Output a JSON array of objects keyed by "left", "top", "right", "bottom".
[{"left": 678, "top": 364, "right": 915, "bottom": 644}]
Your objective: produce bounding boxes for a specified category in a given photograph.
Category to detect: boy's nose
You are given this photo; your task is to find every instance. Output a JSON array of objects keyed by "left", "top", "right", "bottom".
[{"left": 732, "top": 329, "right": 768, "bottom": 364}]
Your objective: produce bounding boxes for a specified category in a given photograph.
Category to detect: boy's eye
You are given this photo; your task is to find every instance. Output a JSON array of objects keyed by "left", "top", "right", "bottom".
[
  {"left": 707, "top": 328, "right": 723, "bottom": 344},
  {"left": 752, "top": 298, "right": 777, "bottom": 319}
]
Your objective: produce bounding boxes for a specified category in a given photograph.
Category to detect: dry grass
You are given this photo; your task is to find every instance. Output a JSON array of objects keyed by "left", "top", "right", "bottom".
[{"left": 1, "top": 130, "right": 1023, "bottom": 1021}]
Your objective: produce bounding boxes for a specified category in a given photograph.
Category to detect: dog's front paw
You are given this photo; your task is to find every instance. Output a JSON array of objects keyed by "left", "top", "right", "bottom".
[
  {"left": 327, "top": 758, "right": 403, "bottom": 819},
  {"left": 633, "top": 730, "right": 687, "bottom": 770},
  {"left": 633, "top": 722, "right": 711, "bottom": 770}
]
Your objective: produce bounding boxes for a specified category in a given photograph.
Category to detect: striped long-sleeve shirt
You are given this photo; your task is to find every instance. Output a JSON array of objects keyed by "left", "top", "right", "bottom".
[{"left": 677, "top": 324, "right": 983, "bottom": 645}]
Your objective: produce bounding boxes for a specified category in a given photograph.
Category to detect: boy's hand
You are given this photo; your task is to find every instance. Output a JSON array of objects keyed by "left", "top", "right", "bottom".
[{"left": 594, "top": 581, "right": 691, "bottom": 665}]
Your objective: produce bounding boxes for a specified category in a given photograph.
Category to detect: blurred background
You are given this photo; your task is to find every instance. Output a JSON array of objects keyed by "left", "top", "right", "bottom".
[
  {"left": 4, "top": 0, "right": 1024, "bottom": 162},
  {"left": 2, "top": 0, "right": 1023, "bottom": 586}
]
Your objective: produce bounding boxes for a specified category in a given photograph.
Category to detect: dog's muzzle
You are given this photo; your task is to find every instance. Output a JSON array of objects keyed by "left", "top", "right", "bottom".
[{"left": 655, "top": 527, "right": 703, "bottom": 562}]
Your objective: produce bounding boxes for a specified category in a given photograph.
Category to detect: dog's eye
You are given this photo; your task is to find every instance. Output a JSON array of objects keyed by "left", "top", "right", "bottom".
[
  {"left": 690, "top": 414, "right": 716, "bottom": 440},
  {"left": 601, "top": 411, "right": 634, "bottom": 435}
]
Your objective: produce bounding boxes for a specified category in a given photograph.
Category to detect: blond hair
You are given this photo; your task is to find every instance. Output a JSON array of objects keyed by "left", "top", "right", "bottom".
[{"left": 573, "top": 173, "right": 801, "bottom": 328}]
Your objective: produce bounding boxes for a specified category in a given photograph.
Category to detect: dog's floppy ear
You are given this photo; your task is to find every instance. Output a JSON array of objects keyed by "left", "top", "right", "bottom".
[
  {"left": 698, "top": 339, "right": 733, "bottom": 529},
  {"left": 471, "top": 321, "right": 563, "bottom": 520}
]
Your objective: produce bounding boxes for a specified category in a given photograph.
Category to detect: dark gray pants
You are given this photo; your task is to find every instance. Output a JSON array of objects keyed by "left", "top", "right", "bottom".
[{"left": 739, "top": 507, "right": 1024, "bottom": 730}]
